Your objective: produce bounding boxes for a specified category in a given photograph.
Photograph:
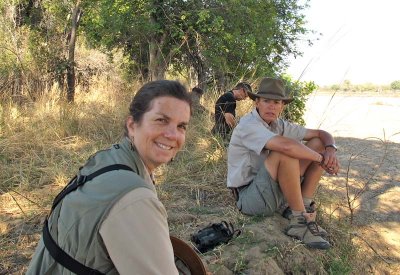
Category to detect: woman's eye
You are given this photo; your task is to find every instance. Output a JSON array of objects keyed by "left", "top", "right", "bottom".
[
  {"left": 156, "top": 118, "right": 167, "bottom": 123},
  {"left": 178, "top": 124, "right": 187, "bottom": 131}
]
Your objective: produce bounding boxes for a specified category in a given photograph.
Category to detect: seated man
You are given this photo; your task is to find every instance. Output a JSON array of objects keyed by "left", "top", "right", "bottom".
[
  {"left": 211, "top": 82, "right": 252, "bottom": 140},
  {"left": 227, "top": 77, "right": 340, "bottom": 250}
]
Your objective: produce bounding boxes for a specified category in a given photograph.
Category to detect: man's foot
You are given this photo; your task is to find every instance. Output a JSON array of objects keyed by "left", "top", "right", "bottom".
[
  {"left": 281, "top": 202, "right": 328, "bottom": 238},
  {"left": 281, "top": 205, "right": 292, "bottom": 219},
  {"left": 282, "top": 201, "right": 318, "bottom": 218},
  {"left": 285, "top": 213, "right": 331, "bottom": 250}
]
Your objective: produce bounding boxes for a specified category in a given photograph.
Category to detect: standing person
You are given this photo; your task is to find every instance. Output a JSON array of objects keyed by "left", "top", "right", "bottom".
[
  {"left": 27, "top": 80, "right": 192, "bottom": 274},
  {"left": 227, "top": 77, "right": 340, "bottom": 250},
  {"left": 211, "top": 82, "right": 252, "bottom": 140}
]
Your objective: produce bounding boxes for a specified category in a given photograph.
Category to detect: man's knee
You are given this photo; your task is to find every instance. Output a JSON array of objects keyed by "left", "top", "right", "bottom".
[
  {"left": 266, "top": 151, "right": 298, "bottom": 165},
  {"left": 265, "top": 151, "right": 299, "bottom": 180}
]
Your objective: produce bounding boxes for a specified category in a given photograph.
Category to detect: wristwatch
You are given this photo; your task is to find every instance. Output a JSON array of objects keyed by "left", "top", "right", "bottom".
[{"left": 325, "top": 144, "right": 338, "bottom": 151}]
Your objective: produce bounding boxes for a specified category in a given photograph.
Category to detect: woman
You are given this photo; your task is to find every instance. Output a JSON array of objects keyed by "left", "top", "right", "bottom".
[{"left": 27, "top": 80, "right": 192, "bottom": 274}]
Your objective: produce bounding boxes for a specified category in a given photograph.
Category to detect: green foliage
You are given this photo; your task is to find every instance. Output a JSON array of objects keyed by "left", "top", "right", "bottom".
[
  {"left": 0, "top": 0, "right": 75, "bottom": 98},
  {"left": 1, "top": 0, "right": 312, "bottom": 99},
  {"left": 336, "top": 80, "right": 379, "bottom": 92},
  {"left": 193, "top": 0, "right": 310, "bottom": 86},
  {"left": 342, "top": 80, "right": 352, "bottom": 91},
  {"left": 281, "top": 75, "right": 316, "bottom": 125},
  {"left": 324, "top": 238, "right": 354, "bottom": 275},
  {"left": 329, "top": 84, "right": 341, "bottom": 90},
  {"left": 390, "top": 80, "right": 400, "bottom": 90},
  {"left": 323, "top": 82, "right": 394, "bottom": 92},
  {"left": 81, "top": 0, "right": 310, "bottom": 85},
  {"left": 327, "top": 257, "right": 352, "bottom": 275}
]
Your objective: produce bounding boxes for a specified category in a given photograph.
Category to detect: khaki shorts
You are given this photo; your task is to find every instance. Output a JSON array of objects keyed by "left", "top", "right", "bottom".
[{"left": 236, "top": 165, "right": 284, "bottom": 216}]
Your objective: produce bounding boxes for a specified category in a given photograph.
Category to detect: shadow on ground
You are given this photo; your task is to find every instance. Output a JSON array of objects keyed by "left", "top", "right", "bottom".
[{"left": 320, "top": 137, "right": 400, "bottom": 269}]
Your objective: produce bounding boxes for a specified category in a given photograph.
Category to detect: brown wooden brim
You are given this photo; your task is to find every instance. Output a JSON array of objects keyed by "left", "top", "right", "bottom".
[{"left": 170, "top": 236, "right": 207, "bottom": 275}]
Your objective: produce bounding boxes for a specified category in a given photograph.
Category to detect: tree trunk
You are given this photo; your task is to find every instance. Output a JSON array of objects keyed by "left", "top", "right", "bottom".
[
  {"left": 148, "top": 1, "right": 167, "bottom": 81},
  {"left": 215, "top": 70, "right": 227, "bottom": 92},
  {"left": 148, "top": 37, "right": 167, "bottom": 81},
  {"left": 188, "top": 34, "right": 207, "bottom": 92},
  {"left": 197, "top": 66, "right": 206, "bottom": 92},
  {"left": 66, "top": 1, "right": 82, "bottom": 102}
]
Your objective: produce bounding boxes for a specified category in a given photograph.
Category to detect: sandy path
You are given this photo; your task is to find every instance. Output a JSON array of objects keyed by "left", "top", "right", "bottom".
[{"left": 304, "top": 92, "right": 400, "bottom": 143}]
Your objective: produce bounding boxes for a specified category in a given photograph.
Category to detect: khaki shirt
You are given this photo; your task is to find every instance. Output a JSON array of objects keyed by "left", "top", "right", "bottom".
[
  {"left": 100, "top": 188, "right": 178, "bottom": 275},
  {"left": 227, "top": 108, "right": 306, "bottom": 188}
]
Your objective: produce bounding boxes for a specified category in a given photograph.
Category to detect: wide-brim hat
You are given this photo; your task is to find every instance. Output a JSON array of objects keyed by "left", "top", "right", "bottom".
[
  {"left": 171, "top": 236, "right": 207, "bottom": 275},
  {"left": 248, "top": 77, "right": 293, "bottom": 104}
]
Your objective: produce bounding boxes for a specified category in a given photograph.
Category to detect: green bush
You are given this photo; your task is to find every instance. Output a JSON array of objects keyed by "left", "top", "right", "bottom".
[
  {"left": 281, "top": 75, "right": 317, "bottom": 125},
  {"left": 330, "top": 84, "right": 341, "bottom": 91},
  {"left": 390, "top": 80, "right": 400, "bottom": 90}
]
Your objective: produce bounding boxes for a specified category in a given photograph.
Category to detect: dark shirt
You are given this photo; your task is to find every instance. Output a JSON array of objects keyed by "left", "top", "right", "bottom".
[{"left": 213, "top": 91, "right": 236, "bottom": 138}]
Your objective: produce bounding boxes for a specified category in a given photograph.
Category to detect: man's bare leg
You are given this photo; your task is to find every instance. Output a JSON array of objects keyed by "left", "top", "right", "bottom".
[
  {"left": 265, "top": 151, "right": 305, "bottom": 212},
  {"left": 265, "top": 149, "right": 330, "bottom": 248},
  {"left": 300, "top": 137, "right": 325, "bottom": 199}
]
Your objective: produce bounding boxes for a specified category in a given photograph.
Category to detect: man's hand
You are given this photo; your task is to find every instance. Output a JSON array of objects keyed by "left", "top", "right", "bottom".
[
  {"left": 224, "top": 113, "right": 236, "bottom": 128},
  {"left": 321, "top": 148, "right": 340, "bottom": 175}
]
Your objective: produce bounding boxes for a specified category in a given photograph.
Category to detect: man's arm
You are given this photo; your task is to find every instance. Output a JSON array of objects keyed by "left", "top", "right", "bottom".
[
  {"left": 303, "top": 129, "right": 334, "bottom": 145},
  {"left": 266, "top": 135, "right": 322, "bottom": 162},
  {"left": 224, "top": 112, "right": 236, "bottom": 127},
  {"left": 266, "top": 129, "right": 339, "bottom": 174}
]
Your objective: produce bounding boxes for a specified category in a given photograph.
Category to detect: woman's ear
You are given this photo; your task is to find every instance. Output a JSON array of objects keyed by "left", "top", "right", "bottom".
[{"left": 126, "top": 116, "right": 135, "bottom": 137}]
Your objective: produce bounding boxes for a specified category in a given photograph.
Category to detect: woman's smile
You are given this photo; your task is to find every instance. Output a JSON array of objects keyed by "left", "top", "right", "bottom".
[{"left": 127, "top": 96, "right": 190, "bottom": 172}]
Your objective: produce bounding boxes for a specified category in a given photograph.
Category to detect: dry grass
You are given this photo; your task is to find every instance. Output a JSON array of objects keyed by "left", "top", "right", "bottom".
[
  {"left": 0, "top": 77, "right": 137, "bottom": 273},
  {"left": 1, "top": 80, "right": 398, "bottom": 274}
]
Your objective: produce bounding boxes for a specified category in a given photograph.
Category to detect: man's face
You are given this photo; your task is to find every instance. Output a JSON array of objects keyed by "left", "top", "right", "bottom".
[
  {"left": 255, "top": 98, "right": 285, "bottom": 124},
  {"left": 236, "top": 88, "right": 248, "bottom": 101}
]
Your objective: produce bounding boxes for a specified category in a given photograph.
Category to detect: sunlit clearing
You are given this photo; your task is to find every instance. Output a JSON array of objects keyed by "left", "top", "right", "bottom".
[
  {"left": 206, "top": 147, "right": 224, "bottom": 162},
  {"left": 10, "top": 106, "right": 20, "bottom": 120},
  {"left": 197, "top": 137, "right": 211, "bottom": 150},
  {"left": 54, "top": 174, "right": 69, "bottom": 187}
]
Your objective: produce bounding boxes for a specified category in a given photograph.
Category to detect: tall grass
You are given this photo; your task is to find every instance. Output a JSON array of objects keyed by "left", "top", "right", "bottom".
[{"left": 0, "top": 78, "right": 136, "bottom": 194}]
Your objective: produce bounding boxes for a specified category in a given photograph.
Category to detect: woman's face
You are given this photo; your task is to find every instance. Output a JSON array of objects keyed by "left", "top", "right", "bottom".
[
  {"left": 127, "top": 96, "right": 190, "bottom": 172},
  {"left": 255, "top": 98, "right": 285, "bottom": 124}
]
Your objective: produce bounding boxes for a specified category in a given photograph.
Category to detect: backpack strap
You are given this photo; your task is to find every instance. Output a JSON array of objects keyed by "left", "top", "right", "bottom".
[
  {"left": 43, "top": 220, "right": 104, "bottom": 275},
  {"left": 51, "top": 164, "right": 133, "bottom": 210},
  {"left": 43, "top": 164, "right": 134, "bottom": 275}
]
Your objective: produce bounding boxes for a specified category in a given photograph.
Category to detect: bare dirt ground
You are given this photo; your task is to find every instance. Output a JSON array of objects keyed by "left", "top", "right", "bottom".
[{"left": 304, "top": 91, "right": 400, "bottom": 143}]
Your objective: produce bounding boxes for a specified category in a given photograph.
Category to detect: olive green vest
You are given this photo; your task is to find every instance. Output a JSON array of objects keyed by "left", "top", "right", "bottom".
[{"left": 27, "top": 138, "right": 155, "bottom": 275}]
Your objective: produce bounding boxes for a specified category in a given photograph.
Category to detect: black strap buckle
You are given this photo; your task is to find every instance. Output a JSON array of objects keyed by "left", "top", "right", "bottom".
[{"left": 76, "top": 175, "right": 87, "bottom": 185}]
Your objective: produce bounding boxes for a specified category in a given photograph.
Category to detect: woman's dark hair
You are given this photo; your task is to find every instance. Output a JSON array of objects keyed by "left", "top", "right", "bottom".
[{"left": 125, "top": 80, "right": 192, "bottom": 135}]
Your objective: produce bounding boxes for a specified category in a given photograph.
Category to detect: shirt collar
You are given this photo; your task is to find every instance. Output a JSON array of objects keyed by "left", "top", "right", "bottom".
[
  {"left": 251, "top": 108, "right": 279, "bottom": 131},
  {"left": 122, "top": 137, "right": 155, "bottom": 185}
]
